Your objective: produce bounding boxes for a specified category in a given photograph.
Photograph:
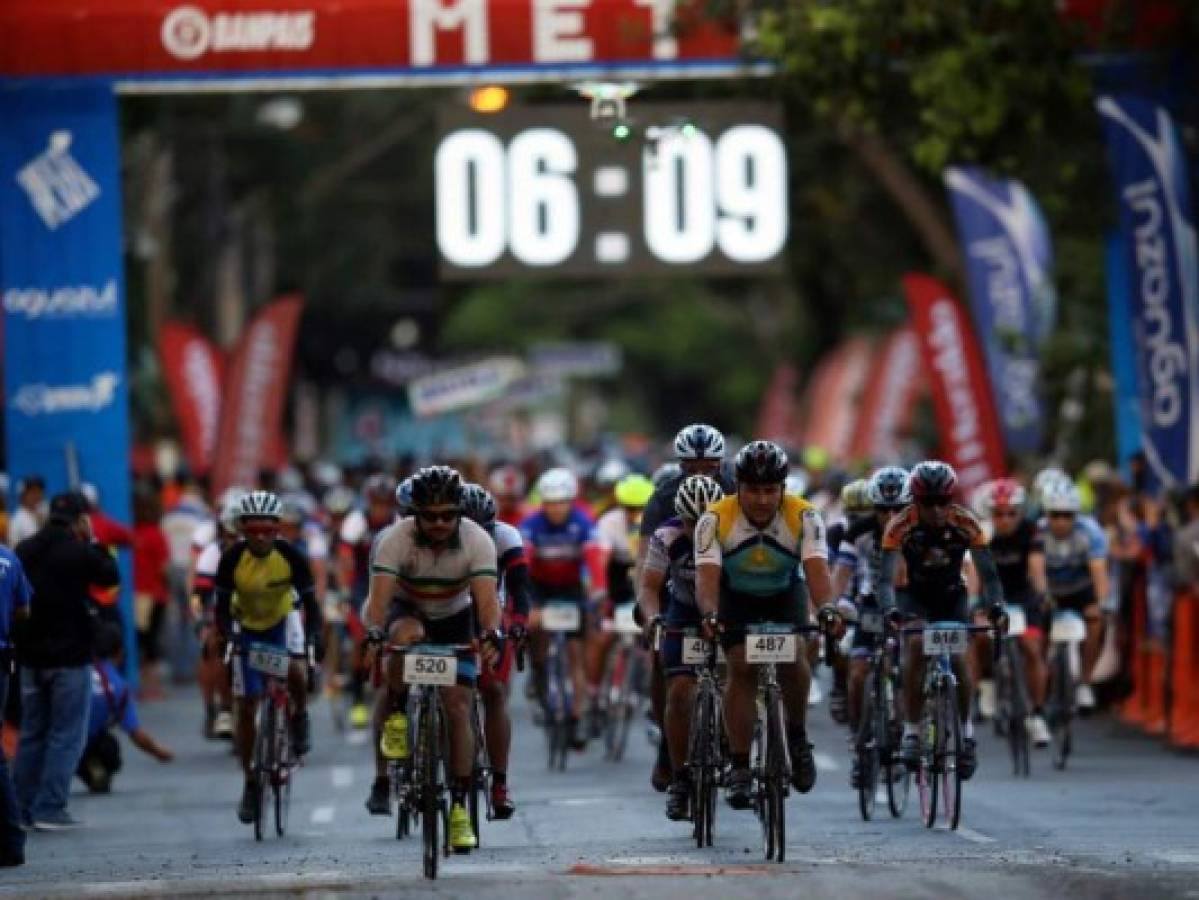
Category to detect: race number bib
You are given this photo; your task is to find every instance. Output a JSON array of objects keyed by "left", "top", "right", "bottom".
[
  {"left": 247, "top": 643, "right": 290, "bottom": 677},
  {"left": 1004, "top": 605, "right": 1027, "bottom": 637},
  {"left": 858, "top": 610, "right": 884, "bottom": 635},
  {"left": 922, "top": 626, "right": 968, "bottom": 656},
  {"left": 541, "top": 602, "right": 581, "bottom": 632},
  {"left": 682, "top": 633, "right": 710, "bottom": 665},
  {"left": 745, "top": 627, "right": 798, "bottom": 664},
  {"left": 402, "top": 651, "right": 458, "bottom": 686},
  {"left": 611, "top": 603, "right": 640, "bottom": 635}
]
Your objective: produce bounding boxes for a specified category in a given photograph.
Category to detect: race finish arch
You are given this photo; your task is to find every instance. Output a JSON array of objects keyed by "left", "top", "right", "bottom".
[{"left": 0, "top": 1, "right": 758, "bottom": 668}]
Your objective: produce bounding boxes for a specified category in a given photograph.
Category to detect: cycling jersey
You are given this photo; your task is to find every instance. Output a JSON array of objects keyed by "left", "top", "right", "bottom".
[
  {"left": 879, "top": 504, "right": 994, "bottom": 618},
  {"left": 215, "top": 539, "right": 315, "bottom": 632},
  {"left": 638, "top": 462, "right": 737, "bottom": 543},
  {"left": 990, "top": 518, "right": 1043, "bottom": 603},
  {"left": 339, "top": 507, "right": 394, "bottom": 599},
  {"left": 836, "top": 516, "right": 885, "bottom": 599},
  {"left": 489, "top": 520, "right": 531, "bottom": 619},
  {"left": 370, "top": 517, "right": 497, "bottom": 621},
  {"left": 520, "top": 506, "right": 604, "bottom": 594},
  {"left": 1040, "top": 515, "right": 1106, "bottom": 601},
  {"left": 644, "top": 516, "right": 698, "bottom": 617},
  {"left": 694, "top": 494, "right": 827, "bottom": 598}
]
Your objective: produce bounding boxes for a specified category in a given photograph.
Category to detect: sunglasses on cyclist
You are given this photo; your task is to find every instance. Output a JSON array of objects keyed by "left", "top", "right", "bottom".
[
  {"left": 1048, "top": 511, "right": 1075, "bottom": 520},
  {"left": 917, "top": 497, "right": 952, "bottom": 508},
  {"left": 418, "top": 509, "right": 460, "bottom": 524},
  {"left": 243, "top": 523, "right": 279, "bottom": 537}
]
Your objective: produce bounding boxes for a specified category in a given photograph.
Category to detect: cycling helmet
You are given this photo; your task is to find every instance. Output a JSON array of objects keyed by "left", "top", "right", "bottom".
[
  {"left": 460, "top": 483, "right": 497, "bottom": 528},
  {"left": 989, "top": 477, "right": 1027, "bottom": 510},
  {"left": 651, "top": 462, "right": 681, "bottom": 490},
  {"left": 868, "top": 466, "right": 911, "bottom": 509},
  {"left": 674, "top": 475, "right": 724, "bottom": 521},
  {"left": 322, "top": 485, "right": 355, "bottom": 517},
  {"left": 410, "top": 466, "right": 463, "bottom": 509},
  {"left": 279, "top": 497, "right": 306, "bottom": 526},
  {"left": 488, "top": 464, "right": 526, "bottom": 499},
  {"left": 785, "top": 469, "right": 809, "bottom": 498},
  {"left": 363, "top": 473, "right": 398, "bottom": 502},
  {"left": 674, "top": 423, "right": 725, "bottom": 461},
  {"left": 840, "top": 478, "right": 873, "bottom": 515},
  {"left": 734, "top": 440, "right": 789, "bottom": 485},
  {"left": 595, "top": 458, "right": 631, "bottom": 488},
  {"left": 538, "top": 467, "right": 578, "bottom": 503},
  {"left": 238, "top": 490, "right": 282, "bottom": 522},
  {"left": 395, "top": 477, "right": 415, "bottom": 516},
  {"left": 1042, "top": 479, "right": 1081, "bottom": 514},
  {"left": 908, "top": 460, "right": 958, "bottom": 502},
  {"left": 219, "top": 491, "right": 246, "bottom": 534},
  {"left": 614, "top": 474, "right": 654, "bottom": 509}
]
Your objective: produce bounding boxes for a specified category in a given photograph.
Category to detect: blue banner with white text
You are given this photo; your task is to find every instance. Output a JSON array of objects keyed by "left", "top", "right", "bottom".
[
  {"left": 1098, "top": 94, "right": 1199, "bottom": 489},
  {"left": 944, "top": 165, "right": 1057, "bottom": 455},
  {"left": 0, "top": 81, "right": 135, "bottom": 665}
]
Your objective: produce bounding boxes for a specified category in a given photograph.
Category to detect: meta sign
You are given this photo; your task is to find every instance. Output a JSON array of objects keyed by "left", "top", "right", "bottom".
[{"left": 436, "top": 102, "right": 788, "bottom": 279}]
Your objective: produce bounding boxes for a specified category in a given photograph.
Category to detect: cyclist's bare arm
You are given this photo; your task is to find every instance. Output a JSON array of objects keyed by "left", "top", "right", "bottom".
[
  {"left": 364, "top": 571, "right": 397, "bottom": 631},
  {"left": 471, "top": 574, "right": 501, "bottom": 632},
  {"left": 802, "top": 556, "right": 833, "bottom": 607},
  {"left": 1028, "top": 550, "right": 1048, "bottom": 596},
  {"left": 637, "top": 565, "right": 666, "bottom": 622}
]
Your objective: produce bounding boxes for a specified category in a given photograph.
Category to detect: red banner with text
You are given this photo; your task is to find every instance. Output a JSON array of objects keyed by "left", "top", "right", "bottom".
[
  {"left": 211, "top": 295, "right": 304, "bottom": 494},
  {"left": 903, "top": 274, "right": 1005, "bottom": 495},
  {"left": 849, "top": 326, "right": 925, "bottom": 464},
  {"left": 755, "top": 363, "right": 801, "bottom": 449},
  {"left": 159, "top": 322, "right": 225, "bottom": 475},
  {"left": 800, "top": 337, "right": 874, "bottom": 461}
]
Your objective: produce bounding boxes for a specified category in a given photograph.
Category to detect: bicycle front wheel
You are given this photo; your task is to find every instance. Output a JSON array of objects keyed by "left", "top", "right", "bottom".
[
  {"left": 1050, "top": 647, "right": 1073, "bottom": 771},
  {"left": 253, "top": 703, "right": 273, "bottom": 841},
  {"left": 420, "top": 696, "right": 441, "bottom": 880},
  {"left": 764, "top": 687, "right": 788, "bottom": 862},
  {"left": 941, "top": 688, "right": 962, "bottom": 830},
  {"left": 919, "top": 703, "right": 938, "bottom": 829},
  {"left": 857, "top": 679, "right": 879, "bottom": 822}
]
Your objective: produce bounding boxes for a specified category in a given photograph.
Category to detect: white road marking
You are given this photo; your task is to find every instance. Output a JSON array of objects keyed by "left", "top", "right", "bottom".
[
  {"left": 814, "top": 752, "right": 839, "bottom": 772},
  {"left": 310, "top": 804, "right": 335, "bottom": 825},
  {"left": 937, "top": 824, "right": 996, "bottom": 844},
  {"left": 331, "top": 765, "right": 354, "bottom": 788},
  {"left": 548, "top": 797, "right": 608, "bottom": 807}
]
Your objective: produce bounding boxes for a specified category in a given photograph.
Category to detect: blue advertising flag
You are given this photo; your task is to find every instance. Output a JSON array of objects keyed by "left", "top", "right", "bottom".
[
  {"left": 944, "top": 165, "right": 1057, "bottom": 456},
  {"left": 0, "top": 81, "right": 135, "bottom": 667},
  {"left": 1105, "top": 233, "right": 1144, "bottom": 474},
  {"left": 1097, "top": 94, "right": 1199, "bottom": 489}
]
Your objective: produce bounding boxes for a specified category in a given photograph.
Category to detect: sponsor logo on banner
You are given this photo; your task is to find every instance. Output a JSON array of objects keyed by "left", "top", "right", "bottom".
[
  {"left": 903, "top": 274, "right": 1005, "bottom": 494},
  {"left": 1098, "top": 95, "right": 1199, "bottom": 487},
  {"left": 409, "top": 357, "right": 525, "bottom": 417},
  {"left": 10, "top": 372, "right": 121, "bottom": 416},
  {"left": 161, "top": 5, "right": 316, "bottom": 60},
  {"left": 4, "top": 279, "right": 118, "bottom": 320},
  {"left": 15, "top": 131, "right": 100, "bottom": 230}
]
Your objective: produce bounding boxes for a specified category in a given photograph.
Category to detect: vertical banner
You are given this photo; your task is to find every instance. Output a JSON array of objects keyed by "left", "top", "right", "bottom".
[
  {"left": 159, "top": 322, "right": 225, "bottom": 475},
  {"left": 903, "top": 274, "right": 1006, "bottom": 495},
  {"left": 944, "top": 165, "right": 1056, "bottom": 454},
  {"left": 755, "top": 363, "right": 801, "bottom": 447},
  {"left": 211, "top": 295, "right": 304, "bottom": 494},
  {"left": 849, "top": 326, "right": 925, "bottom": 463},
  {"left": 1097, "top": 94, "right": 1199, "bottom": 489},
  {"left": 0, "top": 81, "right": 135, "bottom": 669},
  {"left": 1105, "top": 234, "right": 1144, "bottom": 472},
  {"left": 800, "top": 338, "right": 874, "bottom": 461}
]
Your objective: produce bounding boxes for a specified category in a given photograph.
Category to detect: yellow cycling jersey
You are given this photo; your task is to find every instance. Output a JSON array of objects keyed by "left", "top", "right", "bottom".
[
  {"left": 694, "top": 494, "right": 828, "bottom": 597},
  {"left": 215, "top": 539, "right": 315, "bottom": 631}
]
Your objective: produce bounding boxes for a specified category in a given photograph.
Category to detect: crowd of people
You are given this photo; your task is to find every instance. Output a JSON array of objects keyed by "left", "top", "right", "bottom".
[{"left": 0, "top": 433, "right": 1190, "bottom": 865}]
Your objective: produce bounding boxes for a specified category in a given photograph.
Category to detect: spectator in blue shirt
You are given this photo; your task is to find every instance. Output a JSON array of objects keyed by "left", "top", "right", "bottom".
[{"left": 0, "top": 544, "right": 32, "bottom": 866}]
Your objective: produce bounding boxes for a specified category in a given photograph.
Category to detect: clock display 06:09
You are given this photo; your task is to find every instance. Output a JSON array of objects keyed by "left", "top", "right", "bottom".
[{"left": 435, "top": 125, "right": 788, "bottom": 271}]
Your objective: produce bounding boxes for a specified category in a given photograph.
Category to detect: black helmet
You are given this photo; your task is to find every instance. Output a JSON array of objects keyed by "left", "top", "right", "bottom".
[
  {"left": 734, "top": 440, "right": 789, "bottom": 485},
  {"left": 909, "top": 460, "right": 958, "bottom": 502},
  {"left": 410, "top": 466, "right": 463, "bottom": 509},
  {"left": 460, "top": 483, "right": 497, "bottom": 528}
]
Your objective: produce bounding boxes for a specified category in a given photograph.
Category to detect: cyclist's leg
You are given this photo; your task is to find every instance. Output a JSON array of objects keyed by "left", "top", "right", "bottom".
[
  {"left": 664, "top": 671, "right": 696, "bottom": 774},
  {"left": 1080, "top": 599, "right": 1102, "bottom": 684},
  {"left": 481, "top": 661, "right": 512, "bottom": 775},
  {"left": 565, "top": 598, "right": 590, "bottom": 720},
  {"left": 1021, "top": 597, "right": 1050, "bottom": 710},
  {"left": 847, "top": 654, "right": 870, "bottom": 734},
  {"left": 722, "top": 642, "right": 755, "bottom": 758},
  {"left": 442, "top": 684, "right": 475, "bottom": 781}
]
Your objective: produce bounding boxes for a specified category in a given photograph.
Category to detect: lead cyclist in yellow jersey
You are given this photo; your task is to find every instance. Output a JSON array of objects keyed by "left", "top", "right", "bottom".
[{"left": 695, "top": 441, "right": 839, "bottom": 809}]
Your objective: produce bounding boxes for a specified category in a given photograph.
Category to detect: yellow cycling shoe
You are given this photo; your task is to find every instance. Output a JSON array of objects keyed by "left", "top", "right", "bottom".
[
  {"left": 349, "top": 703, "right": 370, "bottom": 730},
  {"left": 448, "top": 803, "right": 477, "bottom": 852},
  {"left": 379, "top": 712, "right": 409, "bottom": 760}
]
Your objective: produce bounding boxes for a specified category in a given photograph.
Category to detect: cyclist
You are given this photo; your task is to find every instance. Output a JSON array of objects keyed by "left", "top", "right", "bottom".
[
  {"left": 192, "top": 492, "right": 243, "bottom": 740},
  {"left": 592, "top": 458, "right": 631, "bottom": 517},
  {"left": 832, "top": 466, "right": 910, "bottom": 788},
  {"left": 521, "top": 468, "right": 605, "bottom": 751},
  {"left": 337, "top": 473, "right": 397, "bottom": 729},
  {"left": 638, "top": 424, "right": 735, "bottom": 790},
  {"left": 214, "top": 491, "right": 322, "bottom": 825},
  {"left": 489, "top": 464, "right": 529, "bottom": 526},
  {"left": 877, "top": 461, "right": 1005, "bottom": 779},
  {"left": 825, "top": 477, "right": 874, "bottom": 723},
  {"left": 363, "top": 466, "right": 502, "bottom": 852},
  {"left": 638, "top": 474, "right": 724, "bottom": 821},
  {"left": 460, "top": 483, "right": 531, "bottom": 820},
  {"left": 1038, "top": 478, "right": 1109, "bottom": 712},
  {"left": 695, "top": 440, "right": 835, "bottom": 808},
  {"left": 980, "top": 478, "right": 1051, "bottom": 745}
]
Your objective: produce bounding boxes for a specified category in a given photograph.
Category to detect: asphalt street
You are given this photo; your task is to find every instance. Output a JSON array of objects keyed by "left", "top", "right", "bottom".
[{"left": 2, "top": 668, "right": 1197, "bottom": 899}]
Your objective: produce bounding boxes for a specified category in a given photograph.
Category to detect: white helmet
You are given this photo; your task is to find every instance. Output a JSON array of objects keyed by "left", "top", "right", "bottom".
[
  {"left": 1041, "top": 480, "right": 1081, "bottom": 514},
  {"left": 595, "top": 458, "right": 630, "bottom": 488},
  {"left": 219, "top": 491, "right": 246, "bottom": 535},
  {"left": 1034, "top": 467, "right": 1072, "bottom": 500},
  {"left": 237, "top": 490, "right": 282, "bottom": 521},
  {"left": 674, "top": 475, "right": 723, "bottom": 521},
  {"left": 673, "top": 423, "right": 725, "bottom": 460},
  {"left": 538, "top": 468, "right": 578, "bottom": 503}
]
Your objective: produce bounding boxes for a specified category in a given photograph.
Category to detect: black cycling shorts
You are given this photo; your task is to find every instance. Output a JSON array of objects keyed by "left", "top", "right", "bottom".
[
  {"left": 718, "top": 584, "right": 810, "bottom": 651},
  {"left": 388, "top": 601, "right": 476, "bottom": 646},
  {"left": 901, "top": 584, "right": 968, "bottom": 624},
  {"left": 530, "top": 584, "right": 588, "bottom": 639}
]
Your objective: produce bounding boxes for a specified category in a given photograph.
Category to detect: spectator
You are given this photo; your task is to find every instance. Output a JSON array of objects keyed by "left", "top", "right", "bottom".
[
  {"left": 159, "top": 473, "right": 210, "bottom": 682},
  {"left": 13, "top": 492, "right": 119, "bottom": 831},
  {"left": 132, "top": 493, "right": 170, "bottom": 700},
  {"left": 1174, "top": 485, "right": 1199, "bottom": 590},
  {"left": 77, "top": 625, "right": 173, "bottom": 794},
  {"left": 0, "top": 542, "right": 32, "bottom": 866},
  {"left": 80, "top": 483, "right": 133, "bottom": 629},
  {"left": 7, "top": 477, "right": 46, "bottom": 547}
]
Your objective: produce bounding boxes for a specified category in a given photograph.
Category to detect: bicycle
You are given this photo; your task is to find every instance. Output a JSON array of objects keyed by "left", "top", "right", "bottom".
[
  {"left": 600, "top": 602, "right": 650, "bottom": 762},
  {"left": 736, "top": 621, "right": 827, "bottom": 862},
  {"left": 854, "top": 608, "right": 908, "bottom": 821},
  {"left": 902, "top": 620, "right": 999, "bottom": 830},
  {"left": 384, "top": 641, "right": 477, "bottom": 880},
  {"left": 537, "top": 600, "right": 582, "bottom": 771},
  {"left": 1046, "top": 608, "right": 1087, "bottom": 771},
  {"left": 993, "top": 604, "right": 1032, "bottom": 777}
]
